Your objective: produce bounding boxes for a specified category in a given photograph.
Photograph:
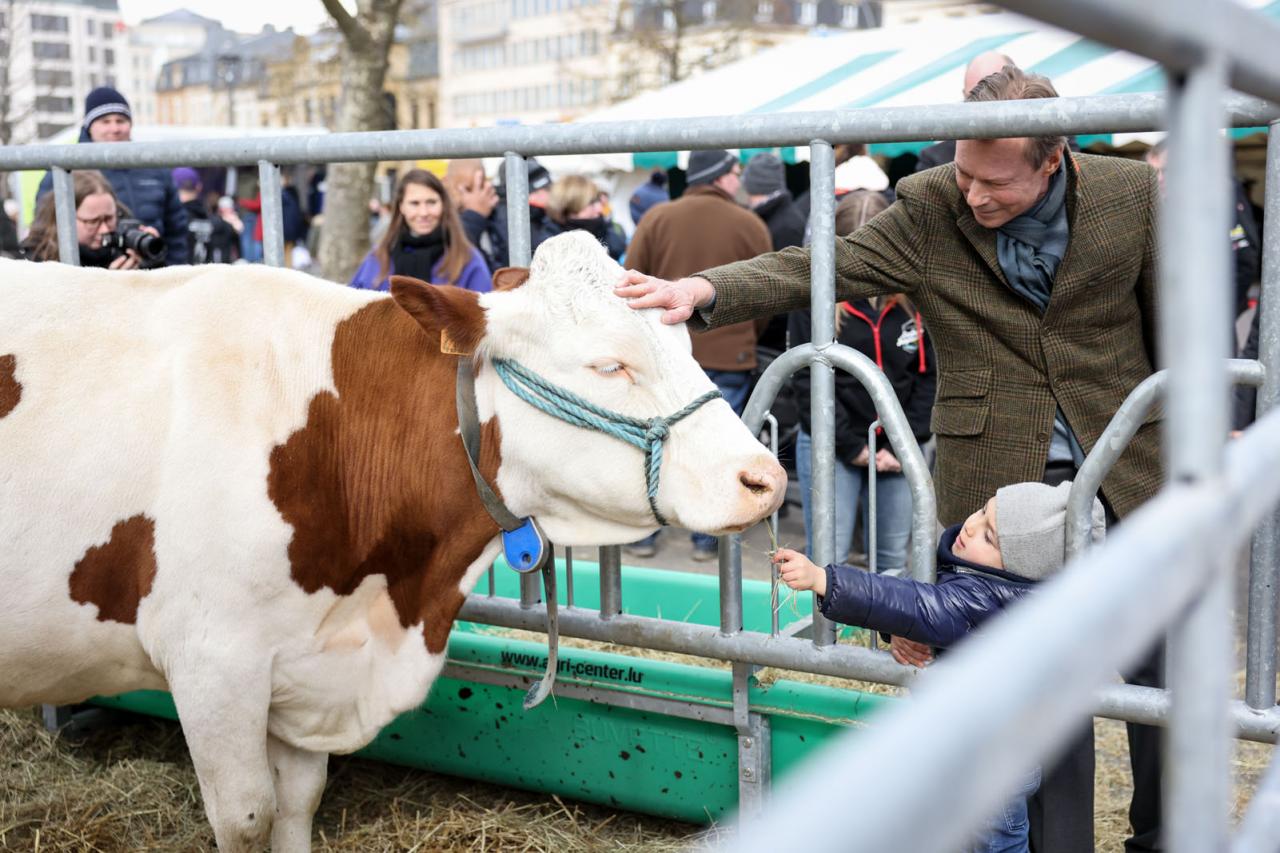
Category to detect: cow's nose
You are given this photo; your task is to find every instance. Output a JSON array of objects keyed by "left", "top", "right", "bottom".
[{"left": 737, "top": 459, "right": 786, "bottom": 512}]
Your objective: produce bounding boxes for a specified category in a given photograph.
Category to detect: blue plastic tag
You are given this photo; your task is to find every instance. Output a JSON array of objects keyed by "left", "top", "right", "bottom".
[{"left": 503, "top": 518, "right": 549, "bottom": 573}]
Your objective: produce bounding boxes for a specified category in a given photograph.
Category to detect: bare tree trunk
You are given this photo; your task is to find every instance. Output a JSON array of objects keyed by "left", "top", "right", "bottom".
[{"left": 318, "top": 0, "right": 404, "bottom": 284}]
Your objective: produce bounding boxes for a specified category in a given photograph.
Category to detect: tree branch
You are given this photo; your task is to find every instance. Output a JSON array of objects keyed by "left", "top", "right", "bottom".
[{"left": 321, "top": 0, "right": 372, "bottom": 52}]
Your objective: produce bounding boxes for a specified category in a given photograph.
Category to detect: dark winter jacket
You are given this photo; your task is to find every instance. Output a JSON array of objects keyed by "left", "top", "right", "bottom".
[
  {"left": 38, "top": 166, "right": 189, "bottom": 265},
  {"left": 485, "top": 203, "right": 557, "bottom": 268},
  {"left": 182, "top": 199, "right": 240, "bottom": 264},
  {"left": 790, "top": 297, "right": 936, "bottom": 463},
  {"left": 543, "top": 215, "right": 627, "bottom": 261},
  {"left": 1235, "top": 306, "right": 1261, "bottom": 430},
  {"left": 460, "top": 209, "right": 507, "bottom": 273},
  {"left": 751, "top": 191, "right": 806, "bottom": 252},
  {"left": 817, "top": 525, "right": 1034, "bottom": 647}
]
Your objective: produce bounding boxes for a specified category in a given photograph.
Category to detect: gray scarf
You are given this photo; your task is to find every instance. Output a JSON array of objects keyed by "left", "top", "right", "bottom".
[{"left": 995, "top": 163, "right": 1068, "bottom": 311}]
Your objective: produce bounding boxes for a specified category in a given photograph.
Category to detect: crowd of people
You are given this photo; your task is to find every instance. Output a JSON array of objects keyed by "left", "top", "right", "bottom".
[{"left": 10, "top": 57, "right": 1272, "bottom": 852}]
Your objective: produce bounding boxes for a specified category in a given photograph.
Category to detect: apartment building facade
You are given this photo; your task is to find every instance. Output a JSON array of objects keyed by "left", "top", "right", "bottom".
[{"left": 0, "top": 0, "right": 126, "bottom": 143}]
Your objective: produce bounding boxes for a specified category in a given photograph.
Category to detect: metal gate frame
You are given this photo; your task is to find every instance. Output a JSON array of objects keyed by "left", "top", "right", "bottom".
[{"left": 8, "top": 18, "right": 1280, "bottom": 844}]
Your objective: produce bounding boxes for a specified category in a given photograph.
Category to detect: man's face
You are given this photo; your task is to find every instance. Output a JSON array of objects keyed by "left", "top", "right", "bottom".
[
  {"left": 89, "top": 113, "right": 131, "bottom": 143},
  {"left": 1145, "top": 149, "right": 1166, "bottom": 194},
  {"left": 954, "top": 137, "right": 1061, "bottom": 229},
  {"left": 714, "top": 164, "right": 742, "bottom": 199}
]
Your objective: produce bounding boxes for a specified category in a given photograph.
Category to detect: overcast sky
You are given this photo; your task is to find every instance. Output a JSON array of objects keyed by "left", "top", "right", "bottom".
[{"left": 117, "top": 0, "right": 348, "bottom": 36}]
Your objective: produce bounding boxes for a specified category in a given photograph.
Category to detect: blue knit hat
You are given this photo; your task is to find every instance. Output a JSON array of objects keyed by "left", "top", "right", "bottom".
[{"left": 83, "top": 86, "right": 131, "bottom": 130}]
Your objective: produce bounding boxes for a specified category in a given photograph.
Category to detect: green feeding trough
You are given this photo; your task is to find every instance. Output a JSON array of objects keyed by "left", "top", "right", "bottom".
[{"left": 94, "top": 557, "right": 895, "bottom": 824}]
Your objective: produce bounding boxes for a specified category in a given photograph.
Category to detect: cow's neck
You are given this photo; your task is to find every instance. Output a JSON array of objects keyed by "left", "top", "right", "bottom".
[{"left": 267, "top": 298, "right": 502, "bottom": 652}]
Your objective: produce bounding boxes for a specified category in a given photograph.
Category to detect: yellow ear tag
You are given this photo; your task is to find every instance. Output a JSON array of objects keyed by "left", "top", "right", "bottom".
[{"left": 440, "top": 329, "right": 473, "bottom": 356}]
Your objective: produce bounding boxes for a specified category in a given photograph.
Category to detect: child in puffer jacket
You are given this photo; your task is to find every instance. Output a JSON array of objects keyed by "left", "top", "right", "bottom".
[{"left": 773, "top": 480, "right": 1106, "bottom": 853}]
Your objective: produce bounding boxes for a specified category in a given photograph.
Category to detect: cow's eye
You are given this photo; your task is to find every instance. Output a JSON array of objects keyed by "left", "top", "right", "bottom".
[{"left": 594, "top": 362, "right": 626, "bottom": 376}]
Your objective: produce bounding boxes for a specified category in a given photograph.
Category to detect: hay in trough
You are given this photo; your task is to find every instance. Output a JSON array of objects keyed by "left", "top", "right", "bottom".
[{"left": 0, "top": 708, "right": 702, "bottom": 852}]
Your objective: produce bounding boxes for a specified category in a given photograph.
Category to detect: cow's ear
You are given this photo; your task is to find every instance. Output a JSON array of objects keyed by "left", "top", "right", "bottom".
[
  {"left": 390, "top": 276, "right": 486, "bottom": 355},
  {"left": 492, "top": 267, "right": 530, "bottom": 291}
]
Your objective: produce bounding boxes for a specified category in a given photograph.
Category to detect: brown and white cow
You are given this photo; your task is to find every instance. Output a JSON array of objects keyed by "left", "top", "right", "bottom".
[{"left": 0, "top": 231, "right": 784, "bottom": 851}]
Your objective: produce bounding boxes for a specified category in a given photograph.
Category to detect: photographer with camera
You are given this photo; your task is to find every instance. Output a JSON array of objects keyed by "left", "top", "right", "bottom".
[
  {"left": 173, "top": 167, "right": 240, "bottom": 264},
  {"left": 34, "top": 87, "right": 188, "bottom": 265},
  {"left": 22, "top": 170, "right": 164, "bottom": 269}
]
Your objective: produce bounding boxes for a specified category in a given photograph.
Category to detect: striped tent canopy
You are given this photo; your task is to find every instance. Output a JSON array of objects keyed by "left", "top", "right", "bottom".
[{"left": 558, "top": 0, "right": 1279, "bottom": 173}]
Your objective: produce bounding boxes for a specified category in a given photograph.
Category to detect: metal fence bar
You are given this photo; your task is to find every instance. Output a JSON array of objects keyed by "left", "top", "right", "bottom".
[
  {"left": 51, "top": 167, "right": 79, "bottom": 267},
  {"left": 719, "top": 534, "right": 744, "bottom": 635},
  {"left": 1066, "top": 360, "right": 1264, "bottom": 559},
  {"left": 598, "top": 546, "right": 622, "bottom": 620},
  {"left": 1246, "top": 119, "right": 1280, "bottom": 710},
  {"left": 2, "top": 96, "right": 1274, "bottom": 172},
  {"left": 725, "top": 405, "right": 1280, "bottom": 851},
  {"left": 1161, "top": 51, "right": 1235, "bottom": 852},
  {"left": 997, "top": 0, "right": 1280, "bottom": 104},
  {"left": 807, "top": 140, "right": 838, "bottom": 648},
  {"left": 258, "top": 160, "right": 284, "bottom": 268},
  {"left": 501, "top": 151, "right": 542, "bottom": 611}
]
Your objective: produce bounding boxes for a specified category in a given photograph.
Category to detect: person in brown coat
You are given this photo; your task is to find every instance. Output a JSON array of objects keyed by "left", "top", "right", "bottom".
[
  {"left": 623, "top": 148, "right": 773, "bottom": 560},
  {"left": 617, "top": 67, "right": 1163, "bottom": 853}
]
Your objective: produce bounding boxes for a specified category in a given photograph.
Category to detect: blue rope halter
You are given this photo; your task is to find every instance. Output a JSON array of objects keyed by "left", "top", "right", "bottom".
[{"left": 491, "top": 358, "right": 722, "bottom": 526}]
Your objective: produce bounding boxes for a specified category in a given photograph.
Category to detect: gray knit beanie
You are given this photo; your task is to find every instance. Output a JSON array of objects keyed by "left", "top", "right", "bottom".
[
  {"left": 993, "top": 481, "right": 1105, "bottom": 580},
  {"left": 686, "top": 149, "right": 737, "bottom": 185},
  {"left": 742, "top": 153, "right": 785, "bottom": 195}
]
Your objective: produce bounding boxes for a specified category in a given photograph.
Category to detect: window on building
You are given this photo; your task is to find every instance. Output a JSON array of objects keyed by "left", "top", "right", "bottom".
[
  {"left": 756, "top": 0, "right": 773, "bottom": 21},
  {"left": 105, "top": 74, "right": 115, "bottom": 87},
  {"left": 34, "top": 68, "right": 73, "bottom": 86},
  {"left": 31, "top": 14, "right": 70, "bottom": 33},
  {"left": 35, "top": 95, "right": 74, "bottom": 113},
  {"left": 104, "top": 48, "right": 114, "bottom": 66},
  {"left": 88, "top": 45, "right": 96, "bottom": 62},
  {"left": 37, "top": 122, "right": 72, "bottom": 139},
  {"left": 798, "top": 1, "right": 817, "bottom": 24},
  {"left": 32, "top": 42, "right": 72, "bottom": 60},
  {"left": 90, "top": 72, "right": 99, "bottom": 87},
  {"left": 87, "top": 18, "right": 95, "bottom": 35},
  {"left": 102, "top": 22, "right": 113, "bottom": 40}
]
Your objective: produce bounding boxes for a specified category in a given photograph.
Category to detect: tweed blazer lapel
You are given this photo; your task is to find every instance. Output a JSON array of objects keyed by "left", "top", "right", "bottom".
[{"left": 956, "top": 211, "right": 1012, "bottom": 293}]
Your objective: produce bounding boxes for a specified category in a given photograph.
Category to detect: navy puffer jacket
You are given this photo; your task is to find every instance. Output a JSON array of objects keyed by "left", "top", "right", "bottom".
[{"left": 817, "top": 526, "right": 1033, "bottom": 648}]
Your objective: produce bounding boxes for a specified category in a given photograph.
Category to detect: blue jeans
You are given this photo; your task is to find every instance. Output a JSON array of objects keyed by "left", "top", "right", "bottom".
[
  {"left": 973, "top": 765, "right": 1041, "bottom": 852},
  {"left": 689, "top": 369, "right": 753, "bottom": 551},
  {"left": 795, "top": 428, "right": 913, "bottom": 573}
]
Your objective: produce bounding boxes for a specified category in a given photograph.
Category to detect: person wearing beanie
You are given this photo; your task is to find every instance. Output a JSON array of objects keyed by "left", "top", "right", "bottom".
[
  {"left": 172, "top": 167, "right": 241, "bottom": 264},
  {"left": 628, "top": 169, "right": 669, "bottom": 226},
  {"left": 36, "top": 86, "right": 189, "bottom": 265},
  {"left": 488, "top": 157, "right": 556, "bottom": 267},
  {"left": 743, "top": 152, "right": 805, "bottom": 253},
  {"left": 774, "top": 479, "right": 1104, "bottom": 852},
  {"left": 622, "top": 149, "right": 768, "bottom": 560}
]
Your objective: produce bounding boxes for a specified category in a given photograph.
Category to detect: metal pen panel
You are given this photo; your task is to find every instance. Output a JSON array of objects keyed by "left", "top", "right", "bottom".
[
  {"left": 1160, "top": 51, "right": 1234, "bottom": 853},
  {"left": 807, "top": 140, "right": 837, "bottom": 648},
  {"left": 718, "top": 533, "right": 744, "bottom": 636},
  {"left": 726, "top": 401, "right": 1280, "bottom": 853},
  {"left": 51, "top": 168, "right": 80, "bottom": 267},
  {"left": 258, "top": 161, "right": 285, "bottom": 268},
  {"left": 1246, "top": 119, "right": 1280, "bottom": 710},
  {"left": 1234, "top": 745, "right": 1280, "bottom": 852},
  {"left": 0, "top": 96, "right": 1274, "bottom": 172},
  {"left": 742, "top": 343, "right": 936, "bottom": 582}
]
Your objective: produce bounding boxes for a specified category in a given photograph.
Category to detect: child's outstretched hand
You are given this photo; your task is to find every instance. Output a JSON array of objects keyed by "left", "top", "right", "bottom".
[{"left": 772, "top": 548, "right": 827, "bottom": 597}]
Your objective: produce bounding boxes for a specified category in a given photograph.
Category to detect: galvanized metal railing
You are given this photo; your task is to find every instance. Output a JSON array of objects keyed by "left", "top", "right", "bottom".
[
  {"left": 17, "top": 37, "right": 1280, "bottom": 841},
  {"left": 726, "top": 0, "right": 1280, "bottom": 851}
]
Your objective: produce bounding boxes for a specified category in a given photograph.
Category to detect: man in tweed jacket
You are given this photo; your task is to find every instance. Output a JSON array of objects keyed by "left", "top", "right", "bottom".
[{"left": 618, "top": 67, "right": 1162, "bottom": 853}]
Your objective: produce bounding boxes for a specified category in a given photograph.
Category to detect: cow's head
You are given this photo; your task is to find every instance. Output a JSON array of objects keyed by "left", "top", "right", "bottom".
[{"left": 391, "top": 231, "right": 786, "bottom": 545}]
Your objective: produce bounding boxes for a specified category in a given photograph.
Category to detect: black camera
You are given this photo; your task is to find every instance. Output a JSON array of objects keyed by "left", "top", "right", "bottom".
[{"left": 100, "top": 218, "right": 166, "bottom": 264}]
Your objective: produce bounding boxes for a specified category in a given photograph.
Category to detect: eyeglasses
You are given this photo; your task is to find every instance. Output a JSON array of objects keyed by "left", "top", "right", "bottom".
[{"left": 76, "top": 212, "right": 117, "bottom": 230}]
